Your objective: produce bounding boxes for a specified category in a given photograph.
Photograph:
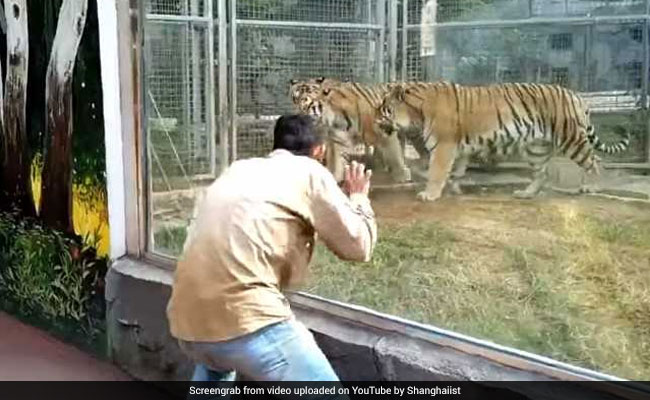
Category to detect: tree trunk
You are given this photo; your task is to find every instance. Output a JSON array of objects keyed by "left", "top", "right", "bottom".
[
  {"left": 0, "top": 3, "right": 4, "bottom": 205},
  {"left": 40, "top": 0, "right": 88, "bottom": 233},
  {"left": 1, "top": 0, "right": 33, "bottom": 216}
]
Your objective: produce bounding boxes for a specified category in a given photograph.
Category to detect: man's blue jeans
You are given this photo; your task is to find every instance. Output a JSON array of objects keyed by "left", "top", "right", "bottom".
[{"left": 179, "top": 319, "right": 341, "bottom": 382}]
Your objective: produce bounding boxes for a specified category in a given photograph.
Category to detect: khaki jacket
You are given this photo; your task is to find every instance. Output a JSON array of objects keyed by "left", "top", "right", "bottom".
[{"left": 167, "top": 149, "right": 377, "bottom": 342}]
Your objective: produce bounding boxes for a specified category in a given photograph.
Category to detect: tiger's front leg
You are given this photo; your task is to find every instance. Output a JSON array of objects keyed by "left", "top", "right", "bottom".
[
  {"left": 377, "top": 131, "right": 411, "bottom": 183},
  {"left": 418, "top": 140, "right": 458, "bottom": 202},
  {"left": 513, "top": 141, "right": 552, "bottom": 199},
  {"left": 325, "top": 133, "right": 348, "bottom": 183},
  {"left": 447, "top": 149, "right": 470, "bottom": 195}
]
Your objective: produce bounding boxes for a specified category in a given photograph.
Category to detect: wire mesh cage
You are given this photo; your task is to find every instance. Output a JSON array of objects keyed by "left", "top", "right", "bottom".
[
  {"left": 145, "top": 21, "right": 214, "bottom": 191},
  {"left": 142, "top": 0, "right": 221, "bottom": 256},
  {"left": 236, "top": 0, "right": 377, "bottom": 23},
  {"left": 401, "top": 0, "right": 649, "bottom": 163},
  {"left": 145, "top": 0, "right": 207, "bottom": 17},
  {"left": 233, "top": 0, "right": 382, "bottom": 160},
  {"left": 142, "top": 0, "right": 650, "bottom": 185}
]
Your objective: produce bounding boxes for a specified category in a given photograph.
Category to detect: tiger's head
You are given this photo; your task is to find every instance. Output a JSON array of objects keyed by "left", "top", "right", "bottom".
[
  {"left": 376, "top": 85, "right": 413, "bottom": 136},
  {"left": 289, "top": 77, "right": 331, "bottom": 115}
]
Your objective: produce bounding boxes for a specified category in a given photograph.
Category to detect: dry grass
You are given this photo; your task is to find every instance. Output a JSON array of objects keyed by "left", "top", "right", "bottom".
[
  {"left": 305, "top": 191, "right": 650, "bottom": 379},
  {"left": 31, "top": 159, "right": 110, "bottom": 257}
]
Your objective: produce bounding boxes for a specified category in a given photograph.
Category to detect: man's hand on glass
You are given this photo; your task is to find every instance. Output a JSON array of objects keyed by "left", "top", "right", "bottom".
[{"left": 344, "top": 161, "right": 372, "bottom": 197}]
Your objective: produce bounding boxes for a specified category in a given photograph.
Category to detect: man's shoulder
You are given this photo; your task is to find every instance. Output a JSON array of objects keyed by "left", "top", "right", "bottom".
[
  {"left": 268, "top": 151, "right": 331, "bottom": 175},
  {"left": 220, "top": 151, "right": 333, "bottom": 186}
]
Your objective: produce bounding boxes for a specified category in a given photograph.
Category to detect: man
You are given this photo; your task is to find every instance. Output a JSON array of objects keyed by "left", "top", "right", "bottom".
[{"left": 167, "top": 114, "right": 377, "bottom": 384}]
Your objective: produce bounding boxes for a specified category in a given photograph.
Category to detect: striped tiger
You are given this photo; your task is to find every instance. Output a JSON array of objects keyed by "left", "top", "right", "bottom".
[
  {"left": 289, "top": 77, "right": 339, "bottom": 114},
  {"left": 375, "top": 81, "right": 631, "bottom": 202},
  {"left": 289, "top": 78, "right": 425, "bottom": 183}
]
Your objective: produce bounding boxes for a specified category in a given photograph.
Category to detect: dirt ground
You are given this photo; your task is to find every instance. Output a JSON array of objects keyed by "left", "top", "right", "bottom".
[
  {"left": 370, "top": 186, "right": 650, "bottom": 230},
  {"left": 369, "top": 187, "right": 650, "bottom": 272}
]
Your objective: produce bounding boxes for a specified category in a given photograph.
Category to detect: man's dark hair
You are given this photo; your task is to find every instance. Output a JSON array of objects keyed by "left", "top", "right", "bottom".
[{"left": 273, "top": 114, "right": 324, "bottom": 156}]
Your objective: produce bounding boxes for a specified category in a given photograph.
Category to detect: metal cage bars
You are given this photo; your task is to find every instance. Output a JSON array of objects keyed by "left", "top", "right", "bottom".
[{"left": 142, "top": 0, "right": 650, "bottom": 182}]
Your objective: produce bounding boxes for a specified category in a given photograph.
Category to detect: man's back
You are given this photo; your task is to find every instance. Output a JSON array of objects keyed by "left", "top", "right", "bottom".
[{"left": 167, "top": 149, "right": 375, "bottom": 342}]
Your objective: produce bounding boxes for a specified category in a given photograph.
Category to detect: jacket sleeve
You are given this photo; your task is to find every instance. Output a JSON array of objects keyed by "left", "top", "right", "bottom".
[{"left": 308, "top": 168, "right": 377, "bottom": 262}]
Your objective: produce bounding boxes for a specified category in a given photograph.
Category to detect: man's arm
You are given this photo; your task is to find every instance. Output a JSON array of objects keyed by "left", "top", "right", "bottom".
[{"left": 309, "top": 162, "right": 377, "bottom": 262}]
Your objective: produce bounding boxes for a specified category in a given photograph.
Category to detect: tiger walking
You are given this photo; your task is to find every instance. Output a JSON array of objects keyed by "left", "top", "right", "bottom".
[
  {"left": 375, "top": 81, "right": 630, "bottom": 202},
  {"left": 289, "top": 77, "right": 418, "bottom": 184}
]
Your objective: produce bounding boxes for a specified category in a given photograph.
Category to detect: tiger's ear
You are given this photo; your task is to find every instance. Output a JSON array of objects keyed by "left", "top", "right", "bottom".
[
  {"left": 290, "top": 79, "right": 299, "bottom": 85},
  {"left": 315, "top": 76, "right": 326, "bottom": 84}
]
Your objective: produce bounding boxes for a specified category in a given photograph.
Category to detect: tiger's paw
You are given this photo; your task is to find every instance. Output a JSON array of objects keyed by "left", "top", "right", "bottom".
[
  {"left": 391, "top": 167, "right": 412, "bottom": 183},
  {"left": 513, "top": 189, "right": 537, "bottom": 199},
  {"left": 417, "top": 190, "right": 442, "bottom": 202},
  {"left": 579, "top": 184, "right": 599, "bottom": 194}
]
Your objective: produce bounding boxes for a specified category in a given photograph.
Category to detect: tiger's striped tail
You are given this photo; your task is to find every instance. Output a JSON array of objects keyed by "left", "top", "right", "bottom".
[{"left": 586, "top": 125, "right": 630, "bottom": 154}]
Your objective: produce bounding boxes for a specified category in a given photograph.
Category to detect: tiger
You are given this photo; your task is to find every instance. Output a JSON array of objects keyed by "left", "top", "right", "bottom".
[
  {"left": 375, "top": 81, "right": 631, "bottom": 202},
  {"left": 289, "top": 78, "right": 421, "bottom": 184},
  {"left": 289, "top": 77, "right": 340, "bottom": 115}
]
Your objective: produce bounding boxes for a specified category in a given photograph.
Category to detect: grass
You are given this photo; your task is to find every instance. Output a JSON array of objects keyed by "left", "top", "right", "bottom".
[
  {"left": 304, "top": 196, "right": 650, "bottom": 380},
  {"left": 153, "top": 225, "right": 188, "bottom": 257}
]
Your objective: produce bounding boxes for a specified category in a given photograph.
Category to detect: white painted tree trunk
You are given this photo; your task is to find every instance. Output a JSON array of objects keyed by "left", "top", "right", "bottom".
[
  {"left": 1, "top": 0, "right": 32, "bottom": 215},
  {"left": 40, "top": 0, "right": 88, "bottom": 232}
]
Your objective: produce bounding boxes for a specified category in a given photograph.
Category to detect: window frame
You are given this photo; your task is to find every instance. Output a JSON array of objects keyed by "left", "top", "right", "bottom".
[{"left": 101, "top": 0, "right": 650, "bottom": 386}]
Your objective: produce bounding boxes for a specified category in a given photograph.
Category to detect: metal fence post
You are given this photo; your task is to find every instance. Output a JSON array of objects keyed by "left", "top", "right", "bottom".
[
  {"left": 229, "top": 0, "right": 237, "bottom": 161},
  {"left": 205, "top": 0, "right": 218, "bottom": 176},
  {"left": 217, "top": 0, "right": 229, "bottom": 171},
  {"left": 643, "top": 0, "right": 649, "bottom": 110},
  {"left": 388, "top": 0, "right": 398, "bottom": 82},
  {"left": 401, "top": 0, "right": 408, "bottom": 81},
  {"left": 377, "top": 0, "right": 386, "bottom": 82}
]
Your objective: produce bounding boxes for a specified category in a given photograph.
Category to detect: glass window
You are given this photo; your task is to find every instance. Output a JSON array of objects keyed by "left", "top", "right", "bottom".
[
  {"left": 143, "top": 1, "right": 220, "bottom": 258},
  {"left": 140, "top": 0, "right": 650, "bottom": 381}
]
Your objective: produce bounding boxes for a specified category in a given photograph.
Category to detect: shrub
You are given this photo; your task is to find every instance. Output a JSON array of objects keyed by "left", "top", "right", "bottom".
[{"left": 0, "top": 210, "right": 107, "bottom": 351}]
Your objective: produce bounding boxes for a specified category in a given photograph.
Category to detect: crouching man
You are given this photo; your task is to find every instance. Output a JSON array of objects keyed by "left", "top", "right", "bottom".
[{"left": 167, "top": 114, "right": 376, "bottom": 390}]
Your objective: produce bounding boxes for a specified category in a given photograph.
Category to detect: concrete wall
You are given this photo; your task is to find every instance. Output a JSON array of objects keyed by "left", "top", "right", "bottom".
[{"left": 106, "top": 258, "right": 643, "bottom": 400}]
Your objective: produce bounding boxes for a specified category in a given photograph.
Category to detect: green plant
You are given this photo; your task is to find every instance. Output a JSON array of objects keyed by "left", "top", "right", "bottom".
[{"left": 0, "top": 211, "right": 107, "bottom": 344}]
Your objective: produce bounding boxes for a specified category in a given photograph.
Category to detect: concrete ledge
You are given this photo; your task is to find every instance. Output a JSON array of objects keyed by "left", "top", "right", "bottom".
[
  {"left": 106, "top": 257, "right": 648, "bottom": 400},
  {"left": 106, "top": 258, "right": 191, "bottom": 381}
]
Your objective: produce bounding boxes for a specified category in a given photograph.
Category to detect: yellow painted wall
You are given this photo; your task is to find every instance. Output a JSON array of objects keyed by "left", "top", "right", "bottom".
[{"left": 31, "top": 160, "right": 110, "bottom": 257}]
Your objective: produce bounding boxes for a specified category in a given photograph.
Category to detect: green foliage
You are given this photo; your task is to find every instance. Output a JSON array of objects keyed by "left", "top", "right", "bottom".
[
  {"left": 0, "top": 211, "right": 107, "bottom": 346},
  {"left": 154, "top": 225, "right": 188, "bottom": 257}
]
